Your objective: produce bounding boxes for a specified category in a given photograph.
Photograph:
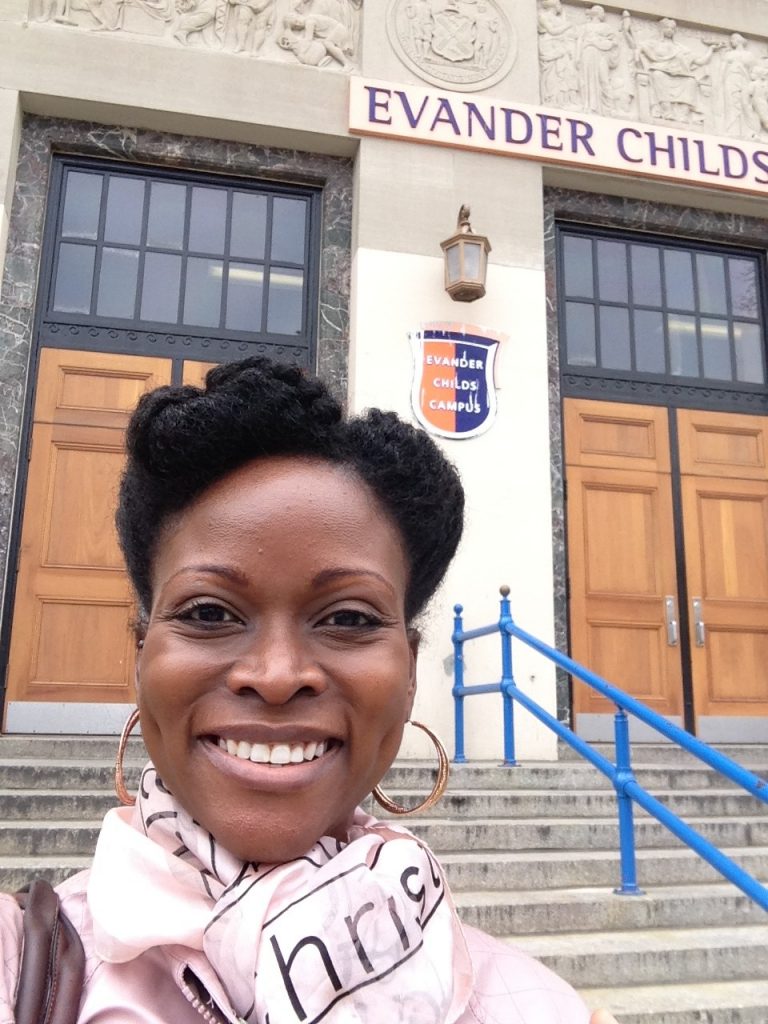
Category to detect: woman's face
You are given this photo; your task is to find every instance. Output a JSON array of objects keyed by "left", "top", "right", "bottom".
[{"left": 137, "top": 457, "right": 417, "bottom": 863}]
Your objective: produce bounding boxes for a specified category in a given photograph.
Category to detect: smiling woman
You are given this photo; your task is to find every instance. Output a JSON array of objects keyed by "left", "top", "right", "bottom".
[
  {"left": 0, "top": 359, "right": 616, "bottom": 1024},
  {"left": 137, "top": 457, "right": 419, "bottom": 864}
]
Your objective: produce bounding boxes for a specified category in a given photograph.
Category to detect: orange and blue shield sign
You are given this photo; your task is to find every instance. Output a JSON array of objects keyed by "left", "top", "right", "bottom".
[{"left": 411, "top": 324, "right": 502, "bottom": 439}]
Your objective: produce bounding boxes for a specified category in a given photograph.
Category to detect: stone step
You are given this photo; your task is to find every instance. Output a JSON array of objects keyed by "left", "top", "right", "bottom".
[
  {"left": 577, "top": 979, "right": 768, "bottom": 1024},
  {"left": 0, "top": 856, "right": 88, "bottom": 892},
  {"left": 1, "top": 735, "right": 764, "bottom": 786},
  {"left": 0, "top": 737, "right": 147, "bottom": 760},
  {"left": 509, "top": 924, "right": 768, "bottom": 988},
  {"left": 4, "top": 794, "right": 767, "bottom": 858},
  {"left": 0, "top": 820, "right": 100, "bottom": 856},
  {"left": 5, "top": 758, "right": 765, "bottom": 793},
  {"left": 4, "top": 867, "right": 765, "bottom": 949},
  {"left": 438, "top": 846, "right": 768, "bottom": 891},
  {"left": 5, "top": 816, "right": 768, "bottom": 865},
  {"left": 405, "top": 762, "right": 767, "bottom": 792},
  {"left": 558, "top": 742, "right": 768, "bottom": 767},
  {"left": 4, "top": 757, "right": 765, "bottom": 793},
  {"left": 2, "top": 818, "right": 765, "bottom": 893},
  {"left": 0, "top": 790, "right": 117, "bottom": 820},
  {"left": 398, "top": 815, "right": 768, "bottom": 852},
  {"left": 0, "top": 761, "right": 138, "bottom": 790},
  {"left": 378, "top": 788, "right": 768, "bottom": 819},
  {"left": 1, "top": 735, "right": 758, "bottom": 765},
  {"left": 453, "top": 883, "right": 767, "bottom": 935},
  {"left": 4, "top": 785, "right": 765, "bottom": 823}
]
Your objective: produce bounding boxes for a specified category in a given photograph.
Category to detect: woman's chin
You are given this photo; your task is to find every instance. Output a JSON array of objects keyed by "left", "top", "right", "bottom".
[{"left": 207, "top": 810, "right": 357, "bottom": 865}]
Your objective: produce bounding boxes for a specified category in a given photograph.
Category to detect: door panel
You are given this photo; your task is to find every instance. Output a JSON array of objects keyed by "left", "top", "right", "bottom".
[
  {"left": 183, "top": 360, "right": 218, "bottom": 387},
  {"left": 678, "top": 409, "right": 768, "bottom": 481},
  {"left": 679, "top": 408, "right": 768, "bottom": 722},
  {"left": 567, "top": 399, "right": 768, "bottom": 735},
  {"left": 5, "top": 349, "right": 172, "bottom": 708},
  {"left": 564, "top": 399, "right": 671, "bottom": 472},
  {"left": 34, "top": 356, "right": 168, "bottom": 430},
  {"left": 40, "top": 428, "right": 127, "bottom": 570},
  {"left": 681, "top": 473, "right": 768, "bottom": 720},
  {"left": 565, "top": 400, "right": 682, "bottom": 718}
]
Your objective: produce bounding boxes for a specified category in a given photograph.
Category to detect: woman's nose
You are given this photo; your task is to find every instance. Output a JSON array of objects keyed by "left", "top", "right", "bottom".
[{"left": 225, "top": 624, "right": 326, "bottom": 703}]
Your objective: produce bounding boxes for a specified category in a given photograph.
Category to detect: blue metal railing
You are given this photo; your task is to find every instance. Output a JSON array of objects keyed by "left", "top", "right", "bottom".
[{"left": 452, "top": 586, "right": 768, "bottom": 910}]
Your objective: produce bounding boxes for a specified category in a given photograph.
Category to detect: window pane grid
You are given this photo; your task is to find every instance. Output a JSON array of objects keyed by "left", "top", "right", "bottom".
[
  {"left": 176, "top": 187, "right": 192, "bottom": 329},
  {"left": 50, "top": 167, "right": 312, "bottom": 341},
  {"left": 560, "top": 228, "right": 766, "bottom": 388},
  {"left": 219, "top": 190, "right": 234, "bottom": 333},
  {"left": 262, "top": 197, "right": 276, "bottom": 336},
  {"left": 89, "top": 173, "right": 112, "bottom": 319},
  {"left": 132, "top": 173, "right": 153, "bottom": 324},
  {"left": 624, "top": 240, "right": 643, "bottom": 375}
]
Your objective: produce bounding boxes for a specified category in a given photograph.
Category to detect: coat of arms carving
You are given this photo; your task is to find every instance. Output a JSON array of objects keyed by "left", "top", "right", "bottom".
[{"left": 387, "top": 0, "right": 516, "bottom": 91}]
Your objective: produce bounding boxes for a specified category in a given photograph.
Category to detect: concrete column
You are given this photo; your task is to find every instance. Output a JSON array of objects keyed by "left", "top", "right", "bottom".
[
  {"left": 347, "top": 128, "right": 559, "bottom": 761},
  {"left": 0, "top": 89, "right": 21, "bottom": 288},
  {"left": 345, "top": 1, "right": 562, "bottom": 763}
]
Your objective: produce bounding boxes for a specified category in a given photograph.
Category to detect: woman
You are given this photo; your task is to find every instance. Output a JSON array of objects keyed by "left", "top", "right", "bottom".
[{"left": 0, "top": 359, "right": 616, "bottom": 1023}]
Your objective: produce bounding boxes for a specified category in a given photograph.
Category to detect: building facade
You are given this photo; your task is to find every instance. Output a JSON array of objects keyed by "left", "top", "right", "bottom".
[{"left": 1, "top": 0, "right": 768, "bottom": 758}]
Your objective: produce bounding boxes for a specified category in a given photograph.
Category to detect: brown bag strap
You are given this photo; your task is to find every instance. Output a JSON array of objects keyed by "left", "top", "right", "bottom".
[{"left": 14, "top": 879, "right": 85, "bottom": 1024}]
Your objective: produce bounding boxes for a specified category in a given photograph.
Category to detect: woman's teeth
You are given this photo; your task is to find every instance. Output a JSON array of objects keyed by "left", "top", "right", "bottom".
[{"left": 217, "top": 737, "right": 329, "bottom": 764}]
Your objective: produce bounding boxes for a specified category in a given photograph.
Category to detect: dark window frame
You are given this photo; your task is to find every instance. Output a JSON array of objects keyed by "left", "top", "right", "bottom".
[
  {"left": 556, "top": 222, "right": 768, "bottom": 410},
  {"left": 39, "top": 155, "right": 322, "bottom": 367}
]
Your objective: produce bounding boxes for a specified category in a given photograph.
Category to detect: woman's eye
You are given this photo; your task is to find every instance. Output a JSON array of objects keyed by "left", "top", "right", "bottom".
[
  {"left": 178, "top": 602, "right": 238, "bottom": 624},
  {"left": 323, "top": 609, "right": 382, "bottom": 629}
]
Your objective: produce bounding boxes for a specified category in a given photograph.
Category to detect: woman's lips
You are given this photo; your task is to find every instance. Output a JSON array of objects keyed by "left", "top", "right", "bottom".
[
  {"left": 217, "top": 736, "right": 332, "bottom": 765},
  {"left": 201, "top": 735, "right": 342, "bottom": 792}
]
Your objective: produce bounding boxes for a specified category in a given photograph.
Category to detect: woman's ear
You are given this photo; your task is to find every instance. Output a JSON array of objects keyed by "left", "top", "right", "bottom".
[
  {"left": 134, "top": 636, "right": 144, "bottom": 693},
  {"left": 406, "top": 628, "right": 420, "bottom": 703}
]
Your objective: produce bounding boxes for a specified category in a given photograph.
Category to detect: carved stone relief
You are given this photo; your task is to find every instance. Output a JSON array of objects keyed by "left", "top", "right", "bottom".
[
  {"left": 27, "top": 0, "right": 362, "bottom": 69},
  {"left": 387, "top": 0, "right": 517, "bottom": 91},
  {"left": 538, "top": 2, "right": 768, "bottom": 141}
]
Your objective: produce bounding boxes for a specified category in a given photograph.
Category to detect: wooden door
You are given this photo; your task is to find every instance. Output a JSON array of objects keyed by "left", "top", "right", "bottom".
[
  {"left": 678, "top": 410, "right": 768, "bottom": 723},
  {"left": 4, "top": 349, "right": 172, "bottom": 711},
  {"left": 183, "top": 361, "right": 218, "bottom": 387},
  {"left": 565, "top": 399, "right": 683, "bottom": 718}
]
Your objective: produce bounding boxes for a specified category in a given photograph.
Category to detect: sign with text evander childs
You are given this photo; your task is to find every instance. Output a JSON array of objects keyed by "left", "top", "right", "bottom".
[
  {"left": 350, "top": 76, "right": 768, "bottom": 199},
  {"left": 411, "top": 323, "right": 503, "bottom": 439}
]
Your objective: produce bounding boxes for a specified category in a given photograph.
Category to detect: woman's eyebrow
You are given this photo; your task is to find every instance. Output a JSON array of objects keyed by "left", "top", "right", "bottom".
[
  {"left": 168, "top": 564, "right": 250, "bottom": 586},
  {"left": 311, "top": 567, "right": 396, "bottom": 595}
]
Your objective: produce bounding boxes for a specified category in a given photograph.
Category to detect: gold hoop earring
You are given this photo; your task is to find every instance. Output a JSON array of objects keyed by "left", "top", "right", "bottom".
[
  {"left": 115, "top": 708, "right": 140, "bottom": 807},
  {"left": 373, "top": 720, "right": 449, "bottom": 816}
]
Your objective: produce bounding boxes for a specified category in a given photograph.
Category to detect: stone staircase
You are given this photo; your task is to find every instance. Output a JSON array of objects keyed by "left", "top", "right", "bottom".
[{"left": 0, "top": 736, "right": 767, "bottom": 1022}]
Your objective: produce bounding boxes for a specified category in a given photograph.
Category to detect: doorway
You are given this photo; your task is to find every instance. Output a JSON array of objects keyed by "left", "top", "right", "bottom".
[
  {"left": 565, "top": 397, "right": 768, "bottom": 741},
  {"left": 0, "top": 153, "right": 323, "bottom": 733},
  {"left": 2, "top": 349, "right": 216, "bottom": 733}
]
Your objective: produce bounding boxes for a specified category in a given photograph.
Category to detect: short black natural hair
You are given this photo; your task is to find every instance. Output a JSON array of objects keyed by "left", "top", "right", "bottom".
[{"left": 116, "top": 358, "right": 464, "bottom": 623}]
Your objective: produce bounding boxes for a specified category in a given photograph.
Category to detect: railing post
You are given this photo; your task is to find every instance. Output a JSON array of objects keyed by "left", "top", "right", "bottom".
[
  {"left": 499, "top": 586, "right": 518, "bottom": 767},
  {"left": 452, "top": 603, "right": 467, "bottom": 764},
  {"left": 613, "top": 707, "right": 643, "bottom": 895}
]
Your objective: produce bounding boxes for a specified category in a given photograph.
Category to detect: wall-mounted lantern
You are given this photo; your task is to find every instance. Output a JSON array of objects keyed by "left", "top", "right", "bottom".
[{"left": 440, "top": 205, "right": 491, "bottom": 302}]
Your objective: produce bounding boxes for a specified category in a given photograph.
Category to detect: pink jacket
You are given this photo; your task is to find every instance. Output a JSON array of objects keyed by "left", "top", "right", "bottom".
[{"left": 0, "top": 871, "right": 590, "bottom": 1024}]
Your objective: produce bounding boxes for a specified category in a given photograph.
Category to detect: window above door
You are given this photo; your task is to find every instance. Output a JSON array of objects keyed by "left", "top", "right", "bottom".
[
  {"left": 557, "top": 225, "right": 768, "bottom": 408},
  {"left": 41, "top": 158, "right": 321, "bottom": 367}
]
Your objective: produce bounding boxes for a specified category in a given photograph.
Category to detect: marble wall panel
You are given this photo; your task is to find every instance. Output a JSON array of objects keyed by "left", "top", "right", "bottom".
[
  {"left": 0, "top": 113, "right": 352, "bottom": 614},
  {"left": 543, "top": 184, "right": 768, "bottom": 721}
]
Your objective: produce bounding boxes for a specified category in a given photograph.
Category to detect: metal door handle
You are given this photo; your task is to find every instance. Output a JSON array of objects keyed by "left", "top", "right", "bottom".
[
  {"left": 664, "top": 596, "right": 679, "bottom": 646},
  {"left": 692, "top": 598, "right": 706, "bottom": 647}
]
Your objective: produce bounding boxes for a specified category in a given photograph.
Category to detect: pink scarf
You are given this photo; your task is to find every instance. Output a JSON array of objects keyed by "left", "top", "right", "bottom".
[{"left": 88, "top": 765, "right": 474, "bottom": 1023}]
